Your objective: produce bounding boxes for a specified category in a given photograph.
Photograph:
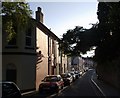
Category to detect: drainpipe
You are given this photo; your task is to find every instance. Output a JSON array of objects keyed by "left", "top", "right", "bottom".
[
  {"left": 48, "top": 36, "right": 50, "bottom": 75},
  {"left": 60, "top": 50, "right": 62, "bottom": 74}
]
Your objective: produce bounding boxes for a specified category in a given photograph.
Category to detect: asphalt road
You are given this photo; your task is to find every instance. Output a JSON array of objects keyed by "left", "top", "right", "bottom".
[
  {"left": 23, "top": 69, "right": 104, "bottom": 97},
  {"left": 54, "top": 69, "right": 103, "bottom": 97}
]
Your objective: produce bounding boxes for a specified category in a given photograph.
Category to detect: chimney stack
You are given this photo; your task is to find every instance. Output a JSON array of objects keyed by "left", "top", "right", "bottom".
[{"left": 36, "top": 7, "right": 43, "bottom": 23}]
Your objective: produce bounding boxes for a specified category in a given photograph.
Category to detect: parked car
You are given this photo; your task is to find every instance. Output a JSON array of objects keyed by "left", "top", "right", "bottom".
[
  {"left": 39, "top": 75, "right": 64, "bottom": 93},
  {"left": 69, "top": 71, "right": 76, "bottom": 81},
  {"left": 1, "top": 81, "right": 21, "bottom": 98},
  {"left": 74, "top": 71, "right": 80, "bottom": 79},
  {"left": 61, "top": 73, "right": 73, "bottom": 86},
  {"left": 79, "top": 71, "right": 83, "bottom": 76}
]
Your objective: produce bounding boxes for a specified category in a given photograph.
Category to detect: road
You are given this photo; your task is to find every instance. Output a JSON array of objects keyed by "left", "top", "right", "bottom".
[
  {"left": 54, "top": 69, "right": 103, "bottom": 97},
  {"left": 23, "top": 69, "right": 105, "bottom": 97}
]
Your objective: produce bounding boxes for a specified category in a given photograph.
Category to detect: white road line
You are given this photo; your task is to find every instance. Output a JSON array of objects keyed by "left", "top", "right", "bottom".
[{"left": 91, "top": 76, "right": 106, "bottom": 97}]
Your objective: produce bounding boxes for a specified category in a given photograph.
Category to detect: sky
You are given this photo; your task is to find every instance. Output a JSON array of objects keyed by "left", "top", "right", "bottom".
[
  {"left": 28, "top": 2, "right": 98, "bottom": 57},
  {"left": 28, "top": 2, "right": 99, "bottom": 38}
]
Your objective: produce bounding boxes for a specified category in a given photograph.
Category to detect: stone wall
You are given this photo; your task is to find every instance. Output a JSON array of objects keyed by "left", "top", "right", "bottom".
[{"left": 96, "top": 58, "right": 120, "bottom": 89}]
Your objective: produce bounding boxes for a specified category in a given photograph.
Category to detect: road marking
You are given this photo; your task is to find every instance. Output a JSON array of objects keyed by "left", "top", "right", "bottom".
[{"left": 91, "top": 75, "right": 106, "bottom": 97}]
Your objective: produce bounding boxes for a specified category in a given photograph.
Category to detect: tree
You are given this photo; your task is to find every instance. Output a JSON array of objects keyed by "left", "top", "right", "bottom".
[
  {"left": 59, "top": 26, "right": 87, "bottom": 56},
  {"left": 95, "top": 2, "right": 120, "bottom": 63},
  {"left": 60, "top": 2, "right": 120, "bottom": 88},
  {"left": 2, "top": 2, "right": 32, "bottom": 42},
  {"left": 60, "top": 24, "right": 99, "bottom": 57}
]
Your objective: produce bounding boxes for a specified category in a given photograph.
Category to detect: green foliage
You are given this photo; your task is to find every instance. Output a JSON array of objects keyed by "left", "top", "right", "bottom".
[
  {"left": 5, "top": 20, "right": 16, "bottom": 42},
  {"left": 2, "top": 2, "right": 32, "bottom": 41},
  {"left": 95, "top": 2, "right": 120, "bottom": 63},
  {"left": 59, "top": 26, "right": 86, "bottom": 56},
  {"left": 60, "top": 24, "right": 99, "bottom": 56}
]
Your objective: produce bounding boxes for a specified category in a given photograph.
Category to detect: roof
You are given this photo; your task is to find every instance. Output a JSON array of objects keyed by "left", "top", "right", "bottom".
[{"left": 32, "top": 18, "right": 60, "bottom": 42}]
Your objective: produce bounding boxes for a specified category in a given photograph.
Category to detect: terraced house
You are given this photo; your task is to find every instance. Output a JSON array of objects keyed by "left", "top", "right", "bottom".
[
  {"left": 35, "top": 7, "right": 67, "bottom": 90},
  {"left": 2, "top": 7, "right": 67, "bottom": 91}
]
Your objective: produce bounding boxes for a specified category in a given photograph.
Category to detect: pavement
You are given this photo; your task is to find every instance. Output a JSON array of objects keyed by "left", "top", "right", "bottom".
[
  {"left": 91, "top": 69, "right": 120, "bottom": 97},
  {"left": 22, "top": 69, "right": 120, "bottom": 97},
  {"left": 21, "top": 90, "right": 37, "bottom": 96}
]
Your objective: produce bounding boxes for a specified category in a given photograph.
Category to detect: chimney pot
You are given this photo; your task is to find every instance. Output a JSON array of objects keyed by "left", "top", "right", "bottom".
[
  {"left": 36, "top": 7, "right": 43, "bottom": 23},
  {"left": 38, "top": 7, "right": 41, "bottom": 11}
]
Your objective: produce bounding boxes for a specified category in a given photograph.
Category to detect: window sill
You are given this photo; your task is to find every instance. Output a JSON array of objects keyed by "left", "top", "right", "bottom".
[
  {"left": 25, "top": 47, "right": 35, "bottom": 50},
  {"left": 5, "top": 46, "right": 18, "bottom": 49}
]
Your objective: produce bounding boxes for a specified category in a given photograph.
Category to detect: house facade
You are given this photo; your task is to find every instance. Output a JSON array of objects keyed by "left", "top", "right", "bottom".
[
  {"left": 62, "top": 54, "right": 68, "bottom": 73},
  {"left": 67, "top": 56, "right": 84, "bottom": 72},
  {"left": 2, "top": 17, "right": 36, "bottom": 92},
  {"left": 35, "top": 7, "right": 67, "bottom": 90},
  {"left": 2, "top": 7, "right": 67, "bottom": 91}
]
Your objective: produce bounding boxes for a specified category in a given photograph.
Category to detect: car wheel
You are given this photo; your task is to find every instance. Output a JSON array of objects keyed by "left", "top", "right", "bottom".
[
  {"left": 61, "top": 85, "right": 64, "bottom": 89},
  {"left": 56, "top": 88, "right": 59, "bottom": 93},
  {"left": 39, "top": 89, "right": 42, "bottom": 93},
  {"left": 68, "top": 82, "right": 70, "bottom": 85}
]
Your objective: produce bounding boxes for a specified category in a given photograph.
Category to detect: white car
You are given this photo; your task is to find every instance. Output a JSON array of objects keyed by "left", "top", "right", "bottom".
[
  {"left": 61, "top": 73, "right": 73, "bottom": 86},
  {"left": 69, "top": 71, "right": 76, "bottom": 81}
]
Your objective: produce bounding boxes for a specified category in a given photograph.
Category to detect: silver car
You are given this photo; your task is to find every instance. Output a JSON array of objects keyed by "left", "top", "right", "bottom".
[{"left": 69, "top": 71, "right": 76, "bottom": 81}]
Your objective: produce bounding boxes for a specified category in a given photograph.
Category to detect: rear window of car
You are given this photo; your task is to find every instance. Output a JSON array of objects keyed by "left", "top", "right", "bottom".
[
  {"left": 67, "top": 74, "right": 71, "bottom": 77},
  {"left": 61, "top": 74, "right": 67, "bottom": 78},
  {"left": 44, "top": 76, "right": 58, "bottom": 82},
  {"left": 70, "top": 73, "right": 74, "bottom": 75},
  {"left": 61, "top": 74, "right": 70, "bottom": 78}
]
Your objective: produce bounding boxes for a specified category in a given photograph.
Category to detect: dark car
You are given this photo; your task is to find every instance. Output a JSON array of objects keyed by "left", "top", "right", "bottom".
[
  {"left": 61, "top": 73, "right": 73, "bottom": 86},
  {"left": 39, "top": 75, "right": 64, "bottom": 93},
  {"left": 1, "top": 81, "right": 21, "bottom": 98}
]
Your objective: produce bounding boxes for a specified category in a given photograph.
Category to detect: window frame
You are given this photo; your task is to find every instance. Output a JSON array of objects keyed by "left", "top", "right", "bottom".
[{"left": 25, "top": 28, "right": 32, "bottom": 47}]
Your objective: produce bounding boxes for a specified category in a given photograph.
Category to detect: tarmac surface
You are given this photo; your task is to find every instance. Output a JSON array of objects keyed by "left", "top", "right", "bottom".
[
  {"left": 22, "top": 69, "right": 120, "bottom": 97},
  {"left": 91, "top": 69, "right": 120, "bottom": 96}
]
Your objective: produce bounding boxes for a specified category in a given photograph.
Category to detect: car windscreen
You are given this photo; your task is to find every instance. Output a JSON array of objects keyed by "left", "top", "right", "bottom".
[{"left": 61, "top": 74, "right": 67, "bottom": 78}]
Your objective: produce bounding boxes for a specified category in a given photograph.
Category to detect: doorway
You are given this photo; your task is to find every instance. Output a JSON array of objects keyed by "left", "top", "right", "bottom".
[{"left": 6, "top": 64, "right": 17, "bottom": 83}]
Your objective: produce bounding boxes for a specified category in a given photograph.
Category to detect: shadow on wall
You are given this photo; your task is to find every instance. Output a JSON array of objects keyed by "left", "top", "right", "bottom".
[{"left": 36, "top": 51, "right": 44, "bottom": 70}]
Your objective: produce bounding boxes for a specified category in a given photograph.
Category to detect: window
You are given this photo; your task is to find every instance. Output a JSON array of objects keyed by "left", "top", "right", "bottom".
[
  {"left": 8, "top": 37, "right": 16, "bottom": 46},
  {"left": 52, "top": 40, "right": 55, "bottom": 54},
  {"left": 59, "top": 50, "right": 61, "bottom": 56},
  {"left": 26, "top": 28, "right": 32, "bottom": 46}
]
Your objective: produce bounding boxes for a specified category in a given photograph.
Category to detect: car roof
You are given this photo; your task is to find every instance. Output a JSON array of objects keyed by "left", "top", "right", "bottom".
[
  {"left": 0, "top": 81, "right": 19, "bottom": 87},
  {"left": 0, "top": 81, "right": 15, "bottom": 84}
]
